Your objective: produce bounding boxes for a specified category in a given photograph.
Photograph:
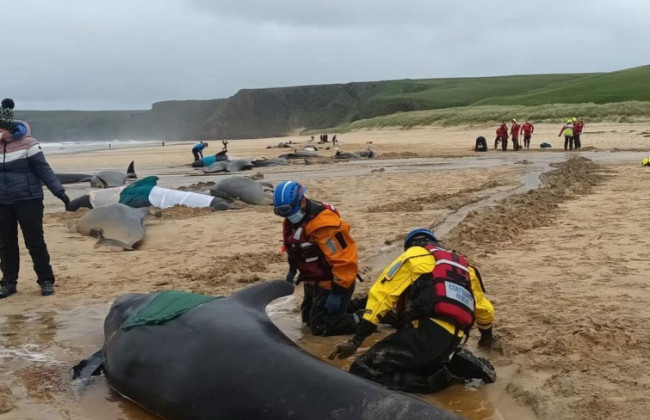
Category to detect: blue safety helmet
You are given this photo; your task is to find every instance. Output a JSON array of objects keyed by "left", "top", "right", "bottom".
[
  {"left": 273, "top": 181, "right": 306, "bottom": 217},
  {"left": 404, "top": 228, "right": 438, "bottom": 250}
]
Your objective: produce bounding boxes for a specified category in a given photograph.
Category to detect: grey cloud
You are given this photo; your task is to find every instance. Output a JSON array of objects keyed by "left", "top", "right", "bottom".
[{"left": 1, "top": 0, "right": 648, "bottom": 110}]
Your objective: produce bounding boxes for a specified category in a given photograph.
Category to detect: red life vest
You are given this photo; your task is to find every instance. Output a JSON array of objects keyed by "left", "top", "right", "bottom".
[
  {"left": 403, "top": 244, "right": 476, "bottom": 330},
  {"left": 574, "top": 121, "right": 584, "bottom": 134},
  {"left": 521, "top": 122, "right": 534, "bottom": 135},
  {"left": 283, "top": 202, "right": 338, "bottom": 282}
]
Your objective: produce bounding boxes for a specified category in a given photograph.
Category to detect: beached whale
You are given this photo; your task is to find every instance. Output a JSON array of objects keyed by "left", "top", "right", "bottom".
[
  {"left": 251, "top": 157, "right": 289, "bottom": 167},
  {"left": 72, "top": 281, "right": 461, "bottom": 420},
  {"left": 90, "top": 161, "right": 137, "bottom": 188},
  {"left": 76, "top": 203, "right": 148, "bottom": 250},
  {"left": 55, "top": 161, "right": 137, "bottom": 187},
  {"left": 202, "top": 159, "right": 254, "bottom": 173},
  {"left": 55, "top": 173, "right": 94, "bottom": 184},
  {"left": 209, "top": 176, "right": 273, "bottom": 205},
  {"left": 333, "top": 150, "right": 376, "bottom": 159},
  {"left": 278, "top": 150, "right": 319, "bottom": 159}
]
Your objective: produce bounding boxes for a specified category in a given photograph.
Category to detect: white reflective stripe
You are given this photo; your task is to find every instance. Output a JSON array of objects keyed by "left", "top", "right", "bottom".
[
  {"left": 26, "top": 144, "right": 42, "bottom": 158},
  {"left": 1, "top": 149, "right": 29, "bottom": 163},
  {"left": 325, "top": 238, "right": 337, "bottom": 254},
  {"left": 280, "top": 181, "right": 291, "bottom": 199},
  {"left": 293, "top": 227, "right": 303, "bottom": 240},
  {"left": 305, "top": 257, "right": 318, "bottom": 262},
  {"left": 435, "top": 259, "right": 469, "bottom": 272}
]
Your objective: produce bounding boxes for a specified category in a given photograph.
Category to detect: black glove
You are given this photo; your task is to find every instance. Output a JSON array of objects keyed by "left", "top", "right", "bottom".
[
  {"left": 328, "top": 318, "right": 377, "bottom": 360},
  {"left": 328, "top": 339, "right": 359, "bottom": 360},
  {"left": 57, "top": 192, "right": 71, "bottom": 211}
]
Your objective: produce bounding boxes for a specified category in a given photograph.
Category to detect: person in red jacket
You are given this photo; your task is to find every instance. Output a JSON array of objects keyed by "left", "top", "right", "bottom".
[
  {"left": 510, "top": 119, "right": 521, "bottom": 151},
  {"left": 520, "top": 121, "right": 535, "bottom": 149},
  {"left": 495, "top": 122, "right": 508, "bottom": 151},
  {"left": 573, "top": 118, "right": 584, "bottom": 150}
]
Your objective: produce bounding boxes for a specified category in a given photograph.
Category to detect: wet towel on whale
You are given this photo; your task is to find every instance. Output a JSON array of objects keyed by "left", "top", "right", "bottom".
[
  {"left": 121, "top": 291, "right": 221, "bottom": 330},
  {"left": 88, "top": 175, "right": 214, "bottom": 209}
]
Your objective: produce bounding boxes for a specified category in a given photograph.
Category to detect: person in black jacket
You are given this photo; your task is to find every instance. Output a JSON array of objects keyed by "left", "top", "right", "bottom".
[{"left": 0, "top": 106, "right": 70, "bottom": 298}]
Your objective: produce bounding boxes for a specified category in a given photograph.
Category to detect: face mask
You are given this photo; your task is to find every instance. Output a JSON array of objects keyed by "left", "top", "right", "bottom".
[{"left": 287, "top": 211, "right": 305, "bottom": 224}]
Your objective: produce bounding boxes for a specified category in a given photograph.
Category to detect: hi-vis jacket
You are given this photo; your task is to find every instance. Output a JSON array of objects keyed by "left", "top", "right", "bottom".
[
  {"left": 559, "top": 123, "right": 574, "bottom": 137},
  {"left": 283, "top": 200, "right": 358, "bottom": 291},
  {"left": 362, "top": 246, "right": 494, "bottom": 336}
]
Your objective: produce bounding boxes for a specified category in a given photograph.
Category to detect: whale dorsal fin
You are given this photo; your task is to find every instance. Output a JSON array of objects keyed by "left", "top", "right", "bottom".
[
  {"left": 126, "top": 161, "right": 137, "bottom": 179},
  {"left": 231, "top": 280, "right": 294, "bottom": 312}
]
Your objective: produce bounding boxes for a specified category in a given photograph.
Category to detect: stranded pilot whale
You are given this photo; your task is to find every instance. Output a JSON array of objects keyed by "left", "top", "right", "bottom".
[{"left": 72, "top": 281, "right": 461, "bottom": 420}]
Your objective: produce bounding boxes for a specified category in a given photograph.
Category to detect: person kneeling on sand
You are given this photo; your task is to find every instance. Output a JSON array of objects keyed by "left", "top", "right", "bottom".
[
  {"left": 329, "top": 228, "right": 496, "bottom": 393},
  {"left": 475, "top": 136, "right": 488, "bottom": 152},
  {"left": 273, "top": 180, "right": 361, "bottom": 337}
]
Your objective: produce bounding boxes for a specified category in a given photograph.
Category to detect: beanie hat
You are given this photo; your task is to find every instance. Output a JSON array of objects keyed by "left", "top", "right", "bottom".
[
  {"left": 1, "top": 98, "right": 14, "bottom": 110},
  {"left": 0, "top": 98, "right": 15, "bottom": 131}
]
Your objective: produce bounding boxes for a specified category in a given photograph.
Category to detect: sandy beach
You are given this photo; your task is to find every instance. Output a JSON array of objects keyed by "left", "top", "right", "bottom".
[{"left": 1, "top": 122, "right": 650, "bottom": 419}]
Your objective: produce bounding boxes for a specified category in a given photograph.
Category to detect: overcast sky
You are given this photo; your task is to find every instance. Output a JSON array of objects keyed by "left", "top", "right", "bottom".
[{"left": 2, "top": 0, "right": 648, "bottom": 110}]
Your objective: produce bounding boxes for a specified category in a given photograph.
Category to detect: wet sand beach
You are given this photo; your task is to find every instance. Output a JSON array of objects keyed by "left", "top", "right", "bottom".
[{"left": 1, "top": 122, "right": 650, "bottom": 419}]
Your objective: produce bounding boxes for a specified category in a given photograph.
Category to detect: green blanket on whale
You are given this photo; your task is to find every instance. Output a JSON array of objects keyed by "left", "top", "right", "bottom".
[{"left": 121, "top": 290, "right": 221, "bottom": 330}]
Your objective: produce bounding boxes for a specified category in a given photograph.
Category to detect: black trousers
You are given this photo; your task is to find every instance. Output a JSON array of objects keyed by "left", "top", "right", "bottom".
[
  {"left": 301, "top": 282, "right": 358, "bottom": 336},
  {"left": 574, "top": 134, "right": 581, "bottom": 149},
  {"left": 564, "top": 136, "right": 574, "bottom": 151},
  {"left": 0, "top": 199, "right": 55, "bottom": 286},
  {"left": 192, "top": 149, "right": 203, "bottom": 161},
  {"left": 523, "top": 134, "right": 531, "bottom": 149},
  {"left": 512, "top": 137, "right": 520, "bottom": 151},
  {"left": 349, "top": 318, "right": 461, "bottom": 393}
]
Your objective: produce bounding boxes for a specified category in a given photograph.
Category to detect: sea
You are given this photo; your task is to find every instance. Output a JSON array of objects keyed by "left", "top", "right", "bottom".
[{"left": 39, "top": 139, "right": 170, "bottom": 155}]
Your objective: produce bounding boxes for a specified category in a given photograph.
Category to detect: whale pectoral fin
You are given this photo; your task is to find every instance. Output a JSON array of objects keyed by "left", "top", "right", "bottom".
[
  {"left": 94, "top": 238, "right": 134, "bottom": 251},
  {"left": 232, "top": 280, "right": 294, "bottom": 312},
  {"left": 72, "top": 350, "right": 105, "bottom": 381}
]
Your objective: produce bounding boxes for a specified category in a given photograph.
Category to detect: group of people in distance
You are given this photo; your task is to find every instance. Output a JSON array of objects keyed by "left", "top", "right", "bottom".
[
  {"left": 475, "top": 117, "right": 586, "bottom": 152},
  {"left": 558, "top": 117, "right": 585, "bottom": 151},
  {"left": 494, "top": 119, "right": 535, "bottom": 151}
]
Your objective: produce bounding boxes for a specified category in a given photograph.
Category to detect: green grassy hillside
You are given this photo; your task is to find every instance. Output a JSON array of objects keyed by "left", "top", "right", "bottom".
[
  {"left": 360, "top": 74, "right": 591, "bottom": 116},
  {"left": 12, "top": 65, "right": 650, "bottom": 140},
  {"left": 336, "top": 101, "right": 650, "bottom": 131},
  {"left": 474, "top": 66, "right": 650, "bottom": 106}
]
